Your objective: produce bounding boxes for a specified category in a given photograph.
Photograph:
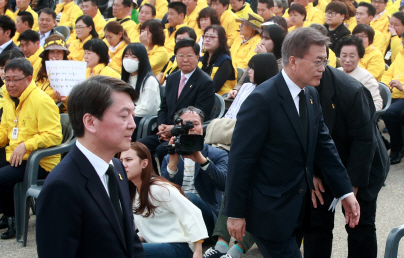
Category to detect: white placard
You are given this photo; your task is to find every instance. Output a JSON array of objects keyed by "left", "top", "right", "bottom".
[{"left": 45, "top": 61, "right": 87, "bottom": 97}]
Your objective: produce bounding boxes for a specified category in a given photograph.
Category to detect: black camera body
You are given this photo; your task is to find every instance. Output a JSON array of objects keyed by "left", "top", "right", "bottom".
[{"left": 168, "top": 118, "right": 204, "bottom": 155}]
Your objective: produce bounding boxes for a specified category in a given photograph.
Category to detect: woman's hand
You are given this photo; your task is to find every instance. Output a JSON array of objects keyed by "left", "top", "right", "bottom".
[
  {"left": 227, "top": 90, "right": 238, "bottom": 99},
  {"left": 390, "top": 80, "right": 403, "bottom": 91},
  {"left": 254, "top": 43, "right": 267, "bottom": 54},
  {"left": 55, "top": 91, "right": 67, "bottom": 102},
  {"left": 193, "top": 242, "right": 203, "bottom": 258},
  {"left": 139, "top": 30, "right": 151, "bottom": 47}
]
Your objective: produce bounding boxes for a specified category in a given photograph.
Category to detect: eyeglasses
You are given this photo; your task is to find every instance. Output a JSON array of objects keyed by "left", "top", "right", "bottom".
[
  {"left": 75, "top": 26, "right": 88, "bottom": 30},
  {"left": 5, "top": 76, "right": 27, "bottom": 84},
  {"left": 202, "top": 34, "right": 219, "bottom": 40},
  {"left": 301, "top": 57, "right": 330, "bottom": 69},
  {"left": 176, "top": 54, "right": 197, "bottom": 60},
  {"left": 325, "top": 11, "right": 338, "bottom": 17}
]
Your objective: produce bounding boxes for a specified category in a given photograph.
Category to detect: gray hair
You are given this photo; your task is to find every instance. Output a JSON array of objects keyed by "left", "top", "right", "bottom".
[
  {"left": 309, "top": 23, "right": 328, "bottom": 36},
  {"left": 174, "top": 106, "right": 205, "bottom": 123},
  {"left": 4, "top": 58, "right": 33, "bottom": 77},
  {"left": 274, "top": 0, "right": 288, "bottom": 13},
  {"left": 281, "top": 27, "right": 330, "bottom": 66}
]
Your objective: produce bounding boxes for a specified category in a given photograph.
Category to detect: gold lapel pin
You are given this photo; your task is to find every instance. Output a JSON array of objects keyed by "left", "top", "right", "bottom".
[
  {"left": 190, "top": 85, "right": 193, "bottom": 88},
  {"left": 310, "top": 99, "right": 313, "bottom": 104},
  {"left": 332, "top": 104, "right": 335, "bottom": 109},
  {"left": 119, "top": 174, "right": 123, "bottom": 180}
]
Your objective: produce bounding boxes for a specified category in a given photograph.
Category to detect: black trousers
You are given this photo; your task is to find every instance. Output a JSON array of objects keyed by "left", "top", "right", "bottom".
[
  {"left": 303, "top": 184, "right": 377, "bottom": 258},
  {"left": 0, "top": 147, "right": 47, "bottom": 217},
  {"left": 137, "top": 134, "right": 169, "bottom": 172}
]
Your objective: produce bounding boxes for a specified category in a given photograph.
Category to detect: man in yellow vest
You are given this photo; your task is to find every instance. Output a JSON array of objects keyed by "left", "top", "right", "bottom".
[
  {"left": 13, "top": 0, "right": 39, "bottom": 31},
  {"left": 282, "top": 0, "right": 323, "bottom": 25},
  {"left": 164, "top": 2, "right": 187, "bottom": 56},
  {"left": 107, "top": 0, "right": 139, "bottom": 42},
  {"left": 370, "top": 0, "right": 390, "bottom": 34},
  {"left": 183, "top": 0, "right": 201, "bottom": 32},
  {"left": 211, "top": 0, "right": 240, "bottom": 46}
]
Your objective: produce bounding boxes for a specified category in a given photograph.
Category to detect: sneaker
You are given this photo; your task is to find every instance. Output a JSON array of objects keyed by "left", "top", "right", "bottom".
[
  {"left": 203, "top": 247, "right": 226, "bottom": 258},
  {"left": 0, "top": 215, "right": 7, "bottom": 229},
  {"left": 220, "top": 254, "right": 234, "bottom": 258},
  {"left": 1, "top": 217, "right": 15, "bottom": 239}
]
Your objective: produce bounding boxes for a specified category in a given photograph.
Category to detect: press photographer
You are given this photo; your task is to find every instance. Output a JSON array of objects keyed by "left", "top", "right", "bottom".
[{"left": 161, "top": 106, "right": 228, "bottom": 238}]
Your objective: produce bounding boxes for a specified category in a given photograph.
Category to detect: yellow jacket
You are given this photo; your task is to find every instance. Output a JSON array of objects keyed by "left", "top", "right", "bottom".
[
  {"left": 0, "top": 81, "right": 62, "bottom": 171},
  {"left": 4, "top": 9, "right": 14, "bottom": 19},
  {"left": 283, "top": 3, "right": 324, "bottom": 24},
  {"left": 197, "top": 0, "right": 208, "bottom": 9},
  {"left": 345, "top": 16, "right": 357, "bottom": 32},
  {"left": 359, "top": 45, "right": 385, "bottom": 81},
  {"left": 373, "top": 29, "right": 388, "bottom": 54},
  {"left": 232, "top": 3, "right": 254, "bottom": 19},
  {"left": 387, "top": 34, "right": 403, "bottom": 64},
  {"left": 381, "top": 49, "right": 404, "bottom": 99},
  {"left": 68, "top": 35, "right": 93, "bottom": 61},
  {"left": 27, "top": 47, "right": 43, "bottom": 81},
  {"left": 220, "top": 10, "right": 240, "bottom": 47},
  {"left": 230, "top": 34, "right": 261, "bottom": 69},
  {"left": 68, "top": 12, "right": 106, "bottom": 45},
  {"left": 386, "top": 0, "right": 399, "bottom": 16},
  {"left": 107, "top": 17, "right": 139, "bottom": 43},
  {"left": 288, "top": 21, "right": 310, "bottom": 32},
  {"left": 86, "top": 63, "right": 120, "bottom": 78},
  {"left": 55, "top": 1, "right": 83, "bottom": 28},
  {"left": 108, "top": 41, "right": 128, "bottom": 74},
  {"left": 314, "top": 0, "right": 328, "bottom": 12},
  {"left": 0, "top": 85, "right": 6, "bottom": 110},
  {"left": 185, "top": 7, "right": 201, "bottom": 32},
  {"left": 35, "top": 76, "right": 57, "bottom": 101},
  {"left": 370, "top": 11, "right": 390, "bottom": 34},
  {"left": 12, "top": 32, "right": 19, "bottom": 45},
  {"left": 140, "top": 0, "right": 168, "bottom": 19},
  {"left": 148, "top": 45, "right": 169, "bottom": 76},
  {"left": 328, "top": 48, "right": 337, "bottom": 68},
  {"left": 164, "top": 23, "right": 187, "bottom": 57},
  {"left": 14, "top": 6, "right": 38, "bottom": 31}
]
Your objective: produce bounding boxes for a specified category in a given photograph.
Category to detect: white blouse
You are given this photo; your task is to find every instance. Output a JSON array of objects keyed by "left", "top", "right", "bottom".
[
  {"left": 133, "top": 183, "right": 208, "bottom": 252},
  {"left": 128, "top": 75, "right": 161, "bottom": 117}
]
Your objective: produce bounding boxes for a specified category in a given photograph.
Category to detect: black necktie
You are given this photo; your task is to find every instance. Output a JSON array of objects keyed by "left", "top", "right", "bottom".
[
  {"left": 106, "top": 165, "right": 124, "bottom": 235},
  {"left": 299, "top": 90, "right": 308, "bottom": 147}
]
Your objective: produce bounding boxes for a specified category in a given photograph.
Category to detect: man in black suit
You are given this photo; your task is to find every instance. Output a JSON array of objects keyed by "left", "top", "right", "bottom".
[
  {"left": 303, "top": 67, "right": 389, "bottom": 257},
  {"left": 139, "top": 38, "right": 215, "bottom": 166},
  {"left": 0, "top": 16, "right": 23, "bottom": 55},
  {"left": 36, "top": 76, "right": 145, "bottom": 258},
  {"left": 223, "top": 28, "right": 360, "bottom": 258}
]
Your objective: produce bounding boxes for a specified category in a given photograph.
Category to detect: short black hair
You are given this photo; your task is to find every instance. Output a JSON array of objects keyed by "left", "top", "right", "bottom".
[
  {"left": 39, "top": 7, "right": 57, "bottom": 20},
  {"left": 76, "top": 15, "right": 99, "bottom": 39},
  {"left": 0, "top": 15, "right": 16, "bottom": 39},
  {"left": 139, "top": 3, "right": 156, "bottom": 16},
  {"left": 82, "top": 0, "right": 100, "bottom": 7},
  {"left": 175, "top": 26, "right": 197, "bottom": 41},
  {"left": 4, "top": 58, "right": 33, "bottom": 77},
  {"left": 358, "top": 2, "right": 376, "bottom": 17},
  {"left": 68, "top": 76, "right": 138, "bottom": 137},
  {"left": 83, "top": 39, "right": 110, "bottom": 65},
  {"left": 335, "top": 35, "right": 365, "bottom": 58},
  {"left": 211, "top": 0, "right": 230, "bottom": 7},
  {"left": 174, "top": 38, "right": 200, "bottom": 55},
  {"left": 258, "top": 0, "right": 274, "bottom": 9},
  {"left": 168, "top": 2, "right": 187, "bottom": 16},
  {"left": 18, "top": 29, "right": 40, "bottom": 43},
  {"left": 392, "top": 11, "right": 404, "bottom": 26},
  {"left": 326, "top": 2, "right": 347, "bottom": 17},
  {"left": 247, "top": 53, "right": 279, "bottom": 85},
  {"left": 174, "top": 106, "right": 205, "bottom": 123},
  {"left": 17, "top": 11, "right": 34, "bottom": 29},
  {"left": 352, "top": 24, "right": 375, "bottom": 44},
  {"left": 0, "top": 51, "right": 24, "bottom": 67},
  {"left": 288, "top": 3, "right": 306, "bottom": 21}
]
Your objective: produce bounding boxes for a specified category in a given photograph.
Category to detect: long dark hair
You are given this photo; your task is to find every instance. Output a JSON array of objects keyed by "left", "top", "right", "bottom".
[
  {"left": 248, "top": 53, "right": 279, "bottom": 85},
  {"left": 261, "top": 24, "right": 286, "bottom": 60},
  {"left": 36, "top": 50, "right": 69, "bottom": 83},
  {"left": 121, "top": 43, "right": 155, "bottom": 93},
  {"left": 126, "top": 142, "right": 186, "bottom": 217},
  {"left": 75, "top": 15, "right": 99, "bottom": 40}
]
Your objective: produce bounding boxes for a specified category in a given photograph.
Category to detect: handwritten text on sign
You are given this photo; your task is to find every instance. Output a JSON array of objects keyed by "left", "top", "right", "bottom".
[{"left": 45, "top": 61, "right": 87, "bottom": 96}]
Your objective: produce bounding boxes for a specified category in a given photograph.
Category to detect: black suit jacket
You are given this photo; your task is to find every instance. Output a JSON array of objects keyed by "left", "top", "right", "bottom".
[
  {"left": 157, "top": 67, "right": 215, "bottom": 125},
  {"left": 223, "top": 72, "right": 352, "bottom": 242},
  {"left": 36, "top": 144, "right": 145, "bottom": 258},
  {"left": 2, "top": 41, "right": 23, "bottom": 54},
  {"left": 316, "top": 67, "right": 389, "bottom": 201}
]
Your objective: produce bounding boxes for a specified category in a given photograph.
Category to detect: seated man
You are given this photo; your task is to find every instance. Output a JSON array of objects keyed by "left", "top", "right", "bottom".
[
  {"left": 210, "top": 0, "right": 240, "bottom": 46},
  {"left": 0, "top": 16, "right": 22, "bottom": 55},
  {"left": 161, "top": 106, "right": 228, "bottom": 237},
  {"left": 139, "top": 38, "right": 215, "bottom": 169},
  {"left": 13, "top": 11, "right": 33, "bottom": 46},
  {"left": 230, "top": 0, "right": 254, "bottom": 19},
  {"left": 370, "top": 0, "right": 390, "bottom": 34},
  {"left": 184, "top": 0, "right": 201, "bottom": 32},
  {"left": 38, "top": 8, "right": 64, "bottom": 47},
  {"left": 140, "top": 0, "right": 168, "bottom": 19},
  {"left": 14, "top": 0, "right": 39, "bottom": 31},
  {"left": 55, "top": 0, "right": 83, "bottom": 28},
  {"left": 18, "top": 30, "right": 43, "bottom": 81},
  {"left": 106, "top": 0, "right": 139, "bottom": 43},
  {"left": 325, "top": 1, "right": 351, "bottom": 53},
  {"left": 133, "top": 4, "right": 157, "bottom": 42},
  {"left": 164, "top": 2, "right": 187, "bottom": 56},
  {"left": 0, "top": 58, "right": 62, "bottom": 239},
  {"left": 257, "top": 0, "right": 274, "bottom": 21}
]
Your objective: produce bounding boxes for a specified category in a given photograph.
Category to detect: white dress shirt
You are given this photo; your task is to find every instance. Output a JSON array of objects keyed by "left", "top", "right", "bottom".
[
  {"left": 0, "top": 39, "right": 13, "bottom": 54},
  {"left": 39, "top": 31, "right": 51, "bottom": 47},
  {"left": 373, "top": 10, "right": 386, "bottom": 21},
  {"left": 180, "top": 68, "right": 196, "bottom": 86}
]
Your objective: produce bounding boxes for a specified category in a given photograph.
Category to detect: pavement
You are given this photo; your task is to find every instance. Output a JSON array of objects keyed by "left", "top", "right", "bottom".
[{"left": 1, "top": 126, "right": 404, "bottom": 258}]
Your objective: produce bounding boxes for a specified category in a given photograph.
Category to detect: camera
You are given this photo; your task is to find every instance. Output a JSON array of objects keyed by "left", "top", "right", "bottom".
[{"left": 167, "top": 118, "right": 204, "bottom": 155}]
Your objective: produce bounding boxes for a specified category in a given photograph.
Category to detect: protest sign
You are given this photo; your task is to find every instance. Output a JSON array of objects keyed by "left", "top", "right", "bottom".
[{"left": 45, "top": 61, "right": 87, "bottom": 96}]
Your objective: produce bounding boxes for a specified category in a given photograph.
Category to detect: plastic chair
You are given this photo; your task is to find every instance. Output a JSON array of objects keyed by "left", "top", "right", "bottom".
[
  {"left": 236, "top": 67, "right": 245, "bottom": 83},
  {"left": 14, "top": 113, "right": 75, "bottom": 247},
  {"left": 376, "top": 82, "right": 392, "bottom": 121},
  {"left": 202, "top": 94, "right": 226, "bottom": 132},
  {"left": 384, "top": 225, "right": 404, "bottom": 258},
  {"left": 54, "top": 26, "right": 70, "bottom": 41}
]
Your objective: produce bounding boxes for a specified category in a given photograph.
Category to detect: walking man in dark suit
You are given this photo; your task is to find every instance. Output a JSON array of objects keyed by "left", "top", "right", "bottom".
[
  {"left": 223, "top": 28, "right": 360, "bottom": 258},
  {"left": 0, "top": 16, "right": 23, "bottom": 54},
  {"left": 36, "top": 76, "right": 145, "bottom": 258}
]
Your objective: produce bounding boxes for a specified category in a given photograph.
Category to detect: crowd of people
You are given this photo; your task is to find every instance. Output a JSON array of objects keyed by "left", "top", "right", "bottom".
[{"left": 0, "top": 0, "right": 402, "bottom": 256}]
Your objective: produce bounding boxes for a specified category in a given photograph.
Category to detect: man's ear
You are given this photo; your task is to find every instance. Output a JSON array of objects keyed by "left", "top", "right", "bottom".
[{"left": 83, "top": 113, "right": 97, "bottom": 134}]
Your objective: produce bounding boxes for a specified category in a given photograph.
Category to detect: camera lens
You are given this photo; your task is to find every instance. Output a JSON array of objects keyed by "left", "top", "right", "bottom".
[{"left": 183, "top": 139, "right": 195, "bottom": 150}]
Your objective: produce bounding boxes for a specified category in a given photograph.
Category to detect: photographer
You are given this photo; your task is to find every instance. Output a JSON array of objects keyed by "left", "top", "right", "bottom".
[{"left": 161, "top": 106, "right": 228, "bottom": 237}]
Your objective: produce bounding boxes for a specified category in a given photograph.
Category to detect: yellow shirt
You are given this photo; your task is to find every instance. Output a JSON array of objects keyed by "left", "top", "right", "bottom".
[
  {"left": 184, "top": 7, "right": 201, "bottom": 33},
  {"left": 232, "top": 3, "right": 254, "bottom": 19},
  {"left": 148, "top": 45, "right": 169, "bottom": 76},
  {"left": 35, "top": 76, "right": 57, "bottom": 102},
  {"left": 86, "top": 63, "right": 120, "bottom": 78},
  {"left": 381, "top": 49, "right": 404, "bottom": 99},
  {"left": 220, "top": 10, "right": 240, "bottom": 47},
  {"left": 359, "top": 45, "right": 385, "bottom": 81},
  {"left": 140, "top": 0, "right": 168, "bottom": 20},
  {"left": 230, "top": 34, "right": 261, "bottom": 69},
  {"left": 164, "top": 23, "right": 187, "bottom": 57},
  {"left": 288, "top": 21, "right": 310, "bottom": 32},
  {"left": 107, "top": 17, "right": 139, "bottom": 43},
  {"left": 68, "top": 12, "right": 106, "bottom": 45},
  {"left": 68, "top": 35, "right": 93, "bottom": 61},
  {"left": 108, "top": 41, "right": 128, "bottom": 74},
  {"left": 55, "top": 1, "right": 83, "bottom": 28},
  {"left": 370, "top": 11, "right": 390, "bottom": 34},
  {"left": 283, "top": 3, "right": 324, "bottom": 24},
  {"left": 27, "top": 47, "right": 43, "bottom": 81},
  {"left": 0, "top": 81, "right": 62, "bottom": 171},
  {"left": 14, "top": 6, "right": 38, "bottom": 31}
]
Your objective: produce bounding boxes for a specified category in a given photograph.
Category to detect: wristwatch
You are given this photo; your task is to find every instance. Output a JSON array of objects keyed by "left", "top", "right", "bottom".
[{"left": 200, "top": 158, "right": 210, "bottom": 167}]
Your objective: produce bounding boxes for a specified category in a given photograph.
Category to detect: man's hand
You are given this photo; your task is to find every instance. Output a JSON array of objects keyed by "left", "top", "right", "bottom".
[
  {"left": 390, "top": 80, "right": 403, "bottom": 91},
  {"left": 341, "top": 195, "right": 360, "bottom": 228},
  {"left": 183, "top": 151, "right": 207, "bottom": 164},
  {"left": 157, "top": 124, "right": 173, "bottom": 141},
  {"left": 55, "top": 91, "right": 67, "bottom": 102},
  {"left": 227, "top": 90, "right": 238, "bottom": 99},
  {"left": 312, "top": 175, "right": 325, "bottom": 208},
  {"left": 388, "top": 25, "right": 397, "bottom": 36},
  {"left": 227, "top": 218, "right": 246, "bottom": 242},
  {"left": 10, "top": 142, "right": 27, "bottom": 167},
  {"left": 254, "top": 43, "right": 267, "bottom": 54}
]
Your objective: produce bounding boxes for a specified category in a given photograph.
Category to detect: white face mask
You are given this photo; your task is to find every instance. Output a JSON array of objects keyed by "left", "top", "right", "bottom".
[{"left": 123, "top": 59, "right": 139, "bottom": 73}]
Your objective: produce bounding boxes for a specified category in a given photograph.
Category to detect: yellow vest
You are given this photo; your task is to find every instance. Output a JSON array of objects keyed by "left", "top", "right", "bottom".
[
  {"left": 148, "top": 45, "right": 169, "bottom": 76},
  {"left": 27, "top": 47, "right": 43, "bottom": 81},
  {"left": 345, "top": 16, "right": 357, "bottom": 32},
  {"left": 382, "top": 49, "right": 404, "bottom": 99},
  {"left": 0, "top": 85, "right": 6, "bottom": 110},
  {"left": 55, "top": 1, "right": 83, "bottom": 28},
  {"left": 162, "top": 55, "right": 178, "bottom": 84},
  {"left": 230, "top": 34, "right": 261, "bottom": 69},
  {"left": 4, "top": 9, "right": 14, "bottom": 19},
  {"left": 14, "top": 6, "right": 38, "bottom": 31},
  {"left": 220, "top": 10, "right": 240, "bottom": 47},
  {"left": 359, "top": 45, "right": 385, "bottom": 81},
  {"left": 86, "top": 63, "right": 120, "bottom": 78},
  {"left": 108, "top": 41, "right": 128, "bottom": 74}
]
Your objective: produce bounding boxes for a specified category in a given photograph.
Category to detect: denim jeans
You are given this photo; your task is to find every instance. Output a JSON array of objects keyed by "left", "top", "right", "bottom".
[{"left": 142, "top": 242, "right": 192, "bottom": 258}]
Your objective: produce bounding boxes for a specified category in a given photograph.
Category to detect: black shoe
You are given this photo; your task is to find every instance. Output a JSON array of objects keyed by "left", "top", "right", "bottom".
[
  {"left": 1, "top": 217, "right": 15, "bottom": 239},
  {"left": 390, "top": 151, "right": 402, "bottom": 165},
  {"left": 0, "top": 215, "right": 7, "bottom": 229}
]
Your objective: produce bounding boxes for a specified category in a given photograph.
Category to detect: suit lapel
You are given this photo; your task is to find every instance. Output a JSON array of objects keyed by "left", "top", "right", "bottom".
[
  {"left": 175, "top": 68, "right": 199, "bottom": 110},
  {"left": 306, "top": 89, "right": 315, "bottom": 158}
]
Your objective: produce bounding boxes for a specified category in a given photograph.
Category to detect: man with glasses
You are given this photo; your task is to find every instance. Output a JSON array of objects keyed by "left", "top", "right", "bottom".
[
  {"left": 0, "top": 58, "right": 62, "bottom": 240},
  {"left": 325, "top": 1, "right": 351, "bottom": 52},
  {"left": 370, "top": 0, "right": 390, "bottom": 34},
  {"left": 223, "top": 27, "right": 360, "bottom": 258}
]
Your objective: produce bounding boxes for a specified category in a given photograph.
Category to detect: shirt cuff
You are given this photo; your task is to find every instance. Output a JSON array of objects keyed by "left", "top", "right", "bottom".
[
  {"left": 328, "top": 192, "right": 354, "bottom": 212},
  {"left": 201, "top": 163, "right": 210, "bottom": 170},
  {"left": 167, "top": 165, "right": 178, "bottom": 178}
]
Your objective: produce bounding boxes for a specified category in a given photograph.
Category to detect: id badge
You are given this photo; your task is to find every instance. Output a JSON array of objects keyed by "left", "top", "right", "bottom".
[
  {"left": 385, "top": 50, "right": 392, "bottom": 60},
  {"left": 11, "top": 127, "right": 19, "bottom": 140}
]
